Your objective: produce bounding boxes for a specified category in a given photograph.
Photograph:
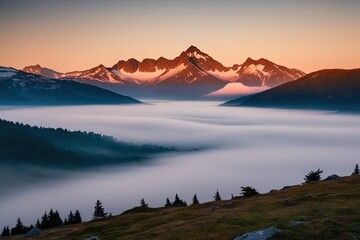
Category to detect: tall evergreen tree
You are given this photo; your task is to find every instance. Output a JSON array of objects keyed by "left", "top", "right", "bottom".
[
  {"left": 165, "top": 198, "right": 171, "bottom": 207},
  {"left": 353, "top": 163, "right": 359, "bottom": 175},
  {"left": 93, "top": 200, "right": 107, "bottom": 218},
  {"left": 214, "top": 190, "right": 221, "bottom": 201},
  {"left": 67, "top": 211, "right": 74, "bottom": 224},
  {"left": 1, "top": 226, "right": 10, "bottom": 237},
  {"left": 40, "top": 211, "right": 49, "bottom": 229},
  {"left": 53, "top": 210, "right": 63, "bottom": 227},
  {"left": 48, "top": 209, "right": 57, "bottom": 227},
  {"left": 35, "top": 219, "right": 41, "bottom": 229},
  {"left": 10, "top": 218, "right": 25, "bottom": 235},
  {"left": 74, "top": 210, "right": 82, "bottom": 224},
  {"left": 192, "top": 194, "right": 199, "bottom": 205},
  {"left": 140, "top": 198, "right": 148, "bottom": 207}
]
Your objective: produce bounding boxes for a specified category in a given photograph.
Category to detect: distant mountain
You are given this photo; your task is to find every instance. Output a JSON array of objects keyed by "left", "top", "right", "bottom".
[
  {"left": 23, "top": 64, "right": 63, "bottom": 79},
  {"left": 65, "top": 64, "right": 133, "bottom": 85},
  {"left": 22, "top": 46, "right": 305, "bottom": 99},
  {"left": 234, "top": 57, "right": 305, "bottom": 87},
  {"left": 223, "top": 69, "right": 360, "bottom": 111},
  {"left": 0, "top": 66, "right": 140, "bottom": 105}
]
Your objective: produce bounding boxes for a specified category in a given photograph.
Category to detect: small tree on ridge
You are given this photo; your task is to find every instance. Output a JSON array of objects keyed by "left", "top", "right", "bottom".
[
  {"left": 352, "top": 164, "right": 359, "bottom": 175},
  {"left": 241, "top": 186, "right": 259, "bottom": 197},
  {"left": 304, "top": 168, "right": 323, "bottom": 183},
  {"left": 214, "top": 190, "right": 221, "bottom": 201},
  {"left": 192, "top": 194, "right": 199, "bottom": 205},
  {"left": 93, "top": 200, "right": 107, "bottom": 219}
]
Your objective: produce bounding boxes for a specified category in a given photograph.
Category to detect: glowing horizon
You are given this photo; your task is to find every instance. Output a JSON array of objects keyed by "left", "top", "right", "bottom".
[{"left": 0, "top": 0, "right": 359, "bottom": 73}]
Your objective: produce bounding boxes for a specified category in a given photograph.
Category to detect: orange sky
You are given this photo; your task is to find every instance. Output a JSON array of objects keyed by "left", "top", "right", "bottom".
[{"left": 0, "top": 0, "right": 359, "bottom": 73}]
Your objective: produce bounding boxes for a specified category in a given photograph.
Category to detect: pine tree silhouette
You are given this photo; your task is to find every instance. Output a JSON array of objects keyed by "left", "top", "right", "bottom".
[
  {"left": 74, "top": 210, "right": 82, "bottom": 224},
  {"left": 35, "top": 219, "right": 41, "bottom": 229},
  {"left": 172, "top": 194, "right": 187, "bottom": 207},
  {"left": 1, "top": 226, "right": 10, "bottom": 237},
  {"left": 192, "top": 194, "right": 199, "bottom": 204},
  {"left": 214, "top": 190, "right": 221, "bottom": 201},
  {"left": 67, "top": 211, "right": 74, "bottom": 224},
  {"left": 165, "top": 198, "right": 171, "bottom": 207},
  {"left": 352, "top": 164, "right": 359, "bottom": 175},
  {"left": 240, "top": 186, "right": 259, "bottom": 197},
  {"left": 304, "top": 168, "right": 323, "bottom": 183},
  {"left": 40, "top": 211, "right": 49, "bottom": 229},
  {"left": 93, "top": 200, "right": 108, "bottom": 218},
  {"left": 11, "top": 218, "right": 25, "bottom": 235},
  {"left": 140, "top": 198, "right": 148, "bottom": 207},
  {"left": 53, "top": 210, "right": 63, "bottom": 226}
]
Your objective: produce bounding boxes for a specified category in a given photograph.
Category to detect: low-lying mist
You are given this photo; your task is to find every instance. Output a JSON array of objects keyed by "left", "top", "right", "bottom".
[{"left": 0, "top": 101, "right": 359, "bottom": 227}]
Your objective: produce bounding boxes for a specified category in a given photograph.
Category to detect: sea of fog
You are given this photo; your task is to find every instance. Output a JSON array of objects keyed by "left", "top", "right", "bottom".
[{"left": 0, "top": 101, "right": 360, "bottom": 227}]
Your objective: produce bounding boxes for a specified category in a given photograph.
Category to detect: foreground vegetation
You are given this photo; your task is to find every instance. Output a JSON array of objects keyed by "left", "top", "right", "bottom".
[{"left": 5, "top": 175, "right": 360, "bottom": 240}]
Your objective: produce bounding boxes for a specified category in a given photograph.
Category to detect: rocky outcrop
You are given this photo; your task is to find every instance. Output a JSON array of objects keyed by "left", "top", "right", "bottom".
[{"left": 233, "top": 227, "right": 281, "bottom": 240}]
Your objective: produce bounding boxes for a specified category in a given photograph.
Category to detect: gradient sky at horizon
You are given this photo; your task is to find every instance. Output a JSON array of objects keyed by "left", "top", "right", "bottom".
[{"left": 0, "top": 0, "right": 359, "bottom": 73}]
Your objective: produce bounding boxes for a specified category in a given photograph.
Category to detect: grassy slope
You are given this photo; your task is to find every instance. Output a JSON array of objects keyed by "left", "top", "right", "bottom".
[{"left": 7, "top": 176, "right": 360, "bottom": 240}]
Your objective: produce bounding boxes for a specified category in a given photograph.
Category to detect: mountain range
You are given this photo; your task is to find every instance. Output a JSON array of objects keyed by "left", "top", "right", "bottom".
[
  {"left": 224, "top": 69, "right": 360, "bottom": 111},
  {"left": 0, "top": 67, "right": 140, "bottom": 105},
  {"left": 23, "top": 46, "right": 305, "bottom": 99}
]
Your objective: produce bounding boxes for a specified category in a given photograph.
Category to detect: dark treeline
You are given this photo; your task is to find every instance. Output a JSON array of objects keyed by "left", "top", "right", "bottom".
[
  {"left": 0, "top": 119, "right": 173, "bottom": 169},
  {"left": 1, "top": 209, "right": 82, "bottom": 237}
]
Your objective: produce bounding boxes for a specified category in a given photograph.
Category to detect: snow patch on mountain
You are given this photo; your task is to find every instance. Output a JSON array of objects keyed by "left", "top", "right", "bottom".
[
  {"left": 114, "top": 68, "right": 166, "bottom": 82},
  {"left": 0, "top": 68, "right": 17, "bottom": 78},
  {"left": 158, "top": 64, "right": 187, "bottom": 81},
  {"left": 65, "top": 71, "right": 83, "bottom": 78},
  {"left": 187, "top": 51, "right": 208, "bottom": 61},
  {"left": 243, "top": 64, "right": 267, "bottom": 75},
  {"left": 207, "top": 67, "right": 240, "bottom": 81}
]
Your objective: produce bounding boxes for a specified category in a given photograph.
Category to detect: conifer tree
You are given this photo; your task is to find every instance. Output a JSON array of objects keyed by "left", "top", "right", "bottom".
[
  {"left": 35, "top": 219, "right": 41, "bottom": 229},
  {"left": 241, "top": 186, "right": 259, "bottom": 197},
  {"left": 93, "top": 200, "right": 107, "bottom": 218},
  {"left": 67, "top": 211, "right": 74, "bottom": 224},
  {"left": 172, "top": 194, "right": 186, "bottom": 206},
  {"left": 48, "top": 209, "right": 55, "bottom": 227},
  {"left": 53, "top": 210, "right": 63, "bottom": 226},
  {"left": 74, "top": 210, "right": 82, "bottom": 224},
  {"left": 10, "top": 218, "right": 25, "bottom": 235},
  {"left": 140, "top": 198, "right": 148, "bottom": 207},
  {"left": 1, "top": 226, "right": 10, "bottom": 237},
  {"left": 353, "top": 164, "right": 359, "bottom": 175},
  {"left": 40, "top": 211, "right": 49, "bottom": 229},
  {"left": 214, "top": 190, "right": 221, "bottom": 201},
  {"left": 165, "top": 198, "right": 171, "bottom": 207},
  {"left": 304, "top": 168, "right": 323, "bottom": 183},
  {"left": 192, "top": 194, "right": 199, "bottom": 205}
]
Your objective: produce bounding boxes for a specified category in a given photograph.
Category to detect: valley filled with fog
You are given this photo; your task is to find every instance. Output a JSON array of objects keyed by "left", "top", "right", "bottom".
[{"left": 0, "top": 101, "right": 359, "bottom": 226}]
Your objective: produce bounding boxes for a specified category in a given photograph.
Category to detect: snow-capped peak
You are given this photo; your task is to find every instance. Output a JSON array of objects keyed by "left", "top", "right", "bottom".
[{"left": 185, "top": 45, "right": 209, "bottom": 60}]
